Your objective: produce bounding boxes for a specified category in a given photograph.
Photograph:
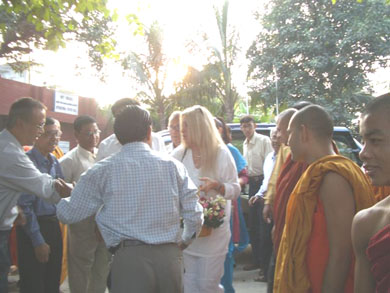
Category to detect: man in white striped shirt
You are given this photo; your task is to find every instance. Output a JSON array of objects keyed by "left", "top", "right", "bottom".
[{"left": 57, "top": 105, "right": 203, "bottom": 293}]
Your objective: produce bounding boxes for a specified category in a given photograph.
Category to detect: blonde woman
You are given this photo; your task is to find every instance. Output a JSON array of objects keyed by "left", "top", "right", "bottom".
[{"left": 172, "top": 106, "right": 240, "bottom": 293}]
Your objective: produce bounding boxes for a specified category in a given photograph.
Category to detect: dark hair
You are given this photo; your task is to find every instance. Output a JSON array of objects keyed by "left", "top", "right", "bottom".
[
  {"left": 6, "top": 97, "right": 46, "bottom": 129},
  {"left": 214, "top": 117, "right": 231, "bottom": 144},
  {"left": 74, "top": 115, "right": 96, "bottom": 132},
  {"left": 363, "top": 93, "right": 390, "bottom": 116},
  {"left": 111, "top": 98, "right": 140, "bottom": 117},
  {"left": 240, "top": 115, "right": 255, "bottom": 124},
  {"left": 114, "top": 105, "right": 152, "bottom": 145},
  {"left": 45, "top": 117, "right": 57, "bottom": 126}
]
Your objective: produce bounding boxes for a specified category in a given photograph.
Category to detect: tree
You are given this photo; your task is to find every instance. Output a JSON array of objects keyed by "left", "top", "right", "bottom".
[
  {"left": 121, "top": 22, "right": 170, "bottom": 130},
  {"left": 0, "top": 0, "right": 116, "bottom": 71},
  {"left": 209, "top": 0, "right": 241, "bottom": 122},
  {"left": 170, "top": 66, "right": 221, "bottom": 116},
  {"left": 247, "top": 0, "right": 390, "bottom": 126}
]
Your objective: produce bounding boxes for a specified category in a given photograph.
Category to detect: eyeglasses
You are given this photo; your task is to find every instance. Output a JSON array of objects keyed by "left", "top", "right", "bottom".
[
  {"left": 42, "top": 130, "right": 62, "bottom": 139},
  {"left": 35, "top": 122, "right": 45, "bottom": 130},
  {"left": 80, "top": 130, "right": 101, "bottom": 137}
]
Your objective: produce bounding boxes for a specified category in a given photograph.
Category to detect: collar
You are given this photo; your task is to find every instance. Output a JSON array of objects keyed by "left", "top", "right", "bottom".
[
  {"left": 30, "top": 147, "right": 54, "bottom": 167},
  {"left": 122, "top": 141, "right": 151, "bottom": 153},
  {"left": 77, "top": 145, "right": 97, "bottom": 159},
  {"left": 245, "top": 132, "right": 258, "bottom": 145}
]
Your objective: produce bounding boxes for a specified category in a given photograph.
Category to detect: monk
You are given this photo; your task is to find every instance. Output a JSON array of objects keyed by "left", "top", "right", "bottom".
[
  {"left": 263, "top": 102, "right": 312, "bottom": 224},
  {"left": 263, "top": 107, "right": 309, "bottom": 292},
  {"left": 352, "top": 93, "right": 390, "bottom": 293},
  {"left": 274, "top": 105, "right": 375, "bottom": 293},
  {"left": 262, "top": 109, "right": 297, "bottom": 224}
]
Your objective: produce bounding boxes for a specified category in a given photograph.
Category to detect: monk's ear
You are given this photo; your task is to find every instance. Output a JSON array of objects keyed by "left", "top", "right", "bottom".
[{"left": 300, "top": 124, "right": 309, "bottom": 143}]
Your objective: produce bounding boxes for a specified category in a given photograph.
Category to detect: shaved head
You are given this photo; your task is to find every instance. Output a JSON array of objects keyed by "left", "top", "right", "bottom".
[
  {"left": 277, "top": 108, "right": 297, "bottom": 125},
  {"left": 291, "top": 105, "right": 333, "bottom": 141},
  {"left": 363, "top": 93, "right": 390, "bottom": 121},
  {"left": 276, "top": 108, "right": 297, "bottom": 144}
]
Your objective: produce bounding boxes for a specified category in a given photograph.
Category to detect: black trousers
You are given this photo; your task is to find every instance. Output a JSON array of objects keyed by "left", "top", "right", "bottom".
[
  {"left": 267, "top": 250, "right": 276, "bottom": 293},
  {"left": 248, "top": 176, "right": 273, "bottom": 275},
  {"left": 16, "top": 216, "right": 63, "bottom": 293}
]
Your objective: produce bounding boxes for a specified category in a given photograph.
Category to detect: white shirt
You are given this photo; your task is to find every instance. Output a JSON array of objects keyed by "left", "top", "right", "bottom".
[
  {"left": 172, "top": 145, "right": 241, "bottom": 257},
  {"left": 166, "top": 143, "right": 175, "bottom": 154},
  {"left": 255, "top": 151, "right": 277, "bottom": 198},
  {"left": 0, "top": 129, "right": 60, "bottom": 230},
  {"left": 59, "top": 145, "right": 97, "bottom": 183},
  {"left": 57, "top": 142, "right": 203, "bottom": 247},
  {"left": 96, "top": 133, "right": 166, "bottom": 162},
  {"left": 243, "top": 132, "right": 273, "bottom": 176}
]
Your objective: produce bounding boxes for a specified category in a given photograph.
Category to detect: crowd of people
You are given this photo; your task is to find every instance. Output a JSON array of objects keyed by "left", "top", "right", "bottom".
[{"left": 0, "top": 93, "right": 389, "bottom": 293}]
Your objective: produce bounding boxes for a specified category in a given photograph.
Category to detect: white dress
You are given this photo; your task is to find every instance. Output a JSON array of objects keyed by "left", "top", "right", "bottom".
[{"left": 172, "top": 145, "right": 240, "bottom": 292}]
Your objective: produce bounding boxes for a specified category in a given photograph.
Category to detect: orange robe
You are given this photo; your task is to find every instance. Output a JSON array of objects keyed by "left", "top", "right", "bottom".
[
  {"left": 366, "top": 224, "right": 390, "bottom": 292},
  {"left": 372, "top": 185, "right": 390, "bottom": 203},
  {"left": 274, "top": 155, "right": 375, "bottom": 293},
  {"left": 264, "top": 144, "right": 291, "bottom": 205},
  {"left": 306, "top": 198, "right": 354, "bottom": 293},
  {"left": 272, "top": 154, "right": 308, "bottom": 254}
]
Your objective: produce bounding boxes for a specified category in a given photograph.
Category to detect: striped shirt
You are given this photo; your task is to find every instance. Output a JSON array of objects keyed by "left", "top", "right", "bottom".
[{"left": 57, "top": 142, "right": 203, "bottom": 247}]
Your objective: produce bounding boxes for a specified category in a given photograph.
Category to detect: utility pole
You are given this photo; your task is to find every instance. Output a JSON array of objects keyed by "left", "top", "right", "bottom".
[
  {"left": 245, "top": 95, "right": 249, "bottom": 114},
  {"left": 274, "top": 65, "right": 279, "bottom": 116}
]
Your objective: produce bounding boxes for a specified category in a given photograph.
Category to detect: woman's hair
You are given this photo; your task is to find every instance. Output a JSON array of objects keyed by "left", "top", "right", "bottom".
[
  {"left": 214, "top": 117, "right": 232, "bottom": 144},
  {"left": 181, "top": 105, "right": 224, "bottom": 176}
]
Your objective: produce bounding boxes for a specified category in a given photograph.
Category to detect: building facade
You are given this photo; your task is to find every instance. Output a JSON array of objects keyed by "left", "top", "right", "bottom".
[{"left": 0, "top": 77, "right": 110, "bottom": 152}]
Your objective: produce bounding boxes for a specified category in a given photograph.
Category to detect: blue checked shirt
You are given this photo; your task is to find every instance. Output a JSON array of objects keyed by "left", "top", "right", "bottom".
[{"left": 57, "top": 142, "right": 203, "bottom": 248}]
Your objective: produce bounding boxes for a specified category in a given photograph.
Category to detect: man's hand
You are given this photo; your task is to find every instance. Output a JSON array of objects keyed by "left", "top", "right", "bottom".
[
  {"left": 263, "top": 204, "right": 273, "bottom": 224},
  {"left": 95, "top": 224, "right": 104, "bottom": 243},
  {"left": 249, "top": 195, "right": 262, "bottom": 206},
  {"left": 55, "top": 178, "right": 73, "bottom": 198},
  {"left": 199, "top": 177, "right": 223, "bottom": 194},
  {"left": 178, "top": 241, "right": 189, "bottom": 250},
  {"left": 14, "top": 206, "right": 26, "bottom": 226},
  {"left": 34, "top": 243, "right": 50, "bottom": 263},
  {"left": 271, "top": 225, "right": 275, "bottom": 243}
]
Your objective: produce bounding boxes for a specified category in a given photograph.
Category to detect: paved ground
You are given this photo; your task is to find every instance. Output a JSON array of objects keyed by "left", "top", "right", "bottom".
[
  {"left": 234, "top": 247, "right": 267, "bottom": 293},
  {"left": 9, "top": 246, "right": 267, "bottom": 293}
]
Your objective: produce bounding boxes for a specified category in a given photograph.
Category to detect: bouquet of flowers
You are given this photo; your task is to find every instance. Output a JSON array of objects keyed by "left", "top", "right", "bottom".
[{"left": 198, "top": 195, "right": 227, "bottom": 236}]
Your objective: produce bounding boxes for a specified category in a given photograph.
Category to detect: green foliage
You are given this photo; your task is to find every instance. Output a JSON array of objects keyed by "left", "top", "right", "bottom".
[
  {"left": 0, "top": 0, "right": 116, "bottom": 71},
  {"left": 170, "top": 66, "right": 222, "bottom": 116},
  {"left": 247, "top": 0, "right": 390, "bottom": 127},
  {"left": 120, "top": 22, "right": 169, "bottom": 130},
  {"left": 209, "top": 0, "right": 240, "bottom": 122},
  {"left": 126, "top": 14, "right": 144, "bottom": 36}
]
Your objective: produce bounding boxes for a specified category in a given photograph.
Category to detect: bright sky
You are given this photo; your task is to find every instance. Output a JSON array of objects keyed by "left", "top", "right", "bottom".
[
  {"left": 27, "top": 0, "right": 264, "bottom": 106},
  {"left": 11, "top": 0, "right": 390, "bottom": 107}
]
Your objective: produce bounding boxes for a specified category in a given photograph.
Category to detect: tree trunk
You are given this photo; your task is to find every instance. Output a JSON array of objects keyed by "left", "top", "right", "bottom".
[
  {"left": 225, "top": 100, "right": 235, "bottom": 122},
  {"left": 157, "top": 101, "right": 166, "bottom": 130}
]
